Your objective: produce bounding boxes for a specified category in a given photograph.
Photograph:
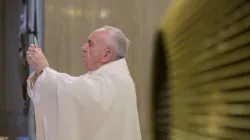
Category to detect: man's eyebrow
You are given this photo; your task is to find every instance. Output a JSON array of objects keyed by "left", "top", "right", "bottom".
[{"left": 88, "top": 39, "right": 95, "bottom": 45}]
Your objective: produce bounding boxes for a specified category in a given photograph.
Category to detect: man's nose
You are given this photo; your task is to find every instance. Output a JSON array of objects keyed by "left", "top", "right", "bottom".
[{"left": 81, "top": 44, "right": 87, "bottom": 52}]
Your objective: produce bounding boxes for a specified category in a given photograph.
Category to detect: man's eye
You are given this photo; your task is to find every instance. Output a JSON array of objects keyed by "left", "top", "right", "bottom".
[{"left": 88, "top": 42, "right": 92, "bottom": 46}]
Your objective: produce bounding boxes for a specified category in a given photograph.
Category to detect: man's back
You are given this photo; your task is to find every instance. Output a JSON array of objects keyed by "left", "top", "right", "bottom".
[
  {"left": 57, "top": 59, "right": 141, "bottom": 140},
  {"left": 68, "top": 59, "right": 141, "bottom": 140},
  {"left": 92, "top": 71, "right": 141, "bottom": 140}
]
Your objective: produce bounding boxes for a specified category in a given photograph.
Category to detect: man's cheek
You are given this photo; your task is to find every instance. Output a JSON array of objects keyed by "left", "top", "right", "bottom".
[
  {"left": 93, "top": 51, "right": 101, "bottom": 57},
  {"left": 86, "top": 51, "right": 91, "bottom": 58}
]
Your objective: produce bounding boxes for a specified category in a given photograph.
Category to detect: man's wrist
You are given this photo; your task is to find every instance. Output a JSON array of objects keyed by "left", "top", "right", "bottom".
[
  {"left": 35, "top": 66, "right": 48, "bottom": 75},
  {"left": 35, "top": 70, "right": 43, "bottom": 76}
]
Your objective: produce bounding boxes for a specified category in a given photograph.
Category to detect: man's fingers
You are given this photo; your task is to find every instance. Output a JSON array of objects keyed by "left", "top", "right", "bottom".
[
  {"left": 26, "top": 51, "right": 32, "bottom": 60},
  {"left": 28, "top": 47, "right": 40, "bottom": 54},
  {"left": 30, "top": 44, "right": 35, "bottom": 48},
  {"left": 30, "top": 44, "right": 39, "bottom": 49},
  {"left": 26, "top": 53, "right": 30, "bottom": 60},
  {"left": 26, "top": 50, "right": 33, "bottom": 55},
  {"left": 26, "top": 51, "right": 34, "bottom": 56},
  {"left": 33, "top": 48, "right": 40, "bottom": 53},
  {"left": 28, "top": 44, "right": 39, "bottom": 51},
  {"left": 28, "top": 47, "right": 35, "bottom": 52}
]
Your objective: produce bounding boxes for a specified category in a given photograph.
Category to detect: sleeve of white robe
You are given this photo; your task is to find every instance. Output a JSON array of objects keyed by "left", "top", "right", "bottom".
[
  {"left": 27, "top": 67, "right": 116, "bottom": 140},
  {"left": 27, "top": 67, "right": 60, "bottom": 140}
]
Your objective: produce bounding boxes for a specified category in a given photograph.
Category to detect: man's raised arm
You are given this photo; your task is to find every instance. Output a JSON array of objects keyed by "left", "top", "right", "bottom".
[{"left": 26, "top": 67, "right": 58, "bottom": 100}]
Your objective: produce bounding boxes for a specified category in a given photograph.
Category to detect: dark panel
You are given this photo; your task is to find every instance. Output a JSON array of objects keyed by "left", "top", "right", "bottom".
[
  {"left": 0, "top": 0, "right": 28, "bottom": 138},
  {"left": 0, "top": 0, "right": 4, "bottom": 110}
]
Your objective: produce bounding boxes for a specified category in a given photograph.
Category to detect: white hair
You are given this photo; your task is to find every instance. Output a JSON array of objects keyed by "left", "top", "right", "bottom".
[{"left": 102, "top": 26, "right": 131, "bottom": 59}]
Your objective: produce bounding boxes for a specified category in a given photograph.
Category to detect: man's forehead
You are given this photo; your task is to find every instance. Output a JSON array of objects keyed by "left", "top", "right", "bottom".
[{"left": 88, "top": 28, "right": 109, "bottom": 41}]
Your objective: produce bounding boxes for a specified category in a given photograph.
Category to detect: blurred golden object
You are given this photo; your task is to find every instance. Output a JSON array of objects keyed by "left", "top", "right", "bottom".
[{"left": 157, "top": 0, "right": 250, "bottom": 139}]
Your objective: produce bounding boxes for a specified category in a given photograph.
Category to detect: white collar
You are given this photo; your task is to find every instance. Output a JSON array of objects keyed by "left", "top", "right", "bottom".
[{"left": 87, "top": 58, "right": 130, "bottom": 75}]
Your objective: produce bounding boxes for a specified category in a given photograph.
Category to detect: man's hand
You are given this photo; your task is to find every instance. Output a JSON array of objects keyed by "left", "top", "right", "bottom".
[{"left": 26, "top": 44, "right": 49, "bottom": 75}]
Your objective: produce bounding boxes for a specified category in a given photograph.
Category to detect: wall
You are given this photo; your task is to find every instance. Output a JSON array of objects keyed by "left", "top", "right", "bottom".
[{"left": 43, "top": 0, "right": 171, "bottom": 139}]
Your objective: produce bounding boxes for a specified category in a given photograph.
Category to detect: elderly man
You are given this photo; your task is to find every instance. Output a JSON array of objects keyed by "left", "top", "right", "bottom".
[{"left": 26, "top": 26, "right": 142, "bottom": 140}]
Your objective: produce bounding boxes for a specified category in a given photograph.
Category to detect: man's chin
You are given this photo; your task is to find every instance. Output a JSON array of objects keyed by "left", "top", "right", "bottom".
[{"left": 82, "top": 61, "right": 90, "bottom": 71}]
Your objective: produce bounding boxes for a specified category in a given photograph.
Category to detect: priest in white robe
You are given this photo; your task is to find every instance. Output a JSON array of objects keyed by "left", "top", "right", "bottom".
[{"left": 26, "top": 26, "right": 142, "bottom": 140}]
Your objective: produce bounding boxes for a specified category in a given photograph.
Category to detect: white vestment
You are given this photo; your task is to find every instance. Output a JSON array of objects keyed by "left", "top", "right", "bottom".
[{"left": 27, "top": 58, "right": 142, "bottom": 140}]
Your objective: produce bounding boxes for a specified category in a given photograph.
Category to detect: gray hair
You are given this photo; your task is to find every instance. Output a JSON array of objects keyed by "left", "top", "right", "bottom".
[{"left": 102, "top": 26, "right": 131, "bottom": 59}]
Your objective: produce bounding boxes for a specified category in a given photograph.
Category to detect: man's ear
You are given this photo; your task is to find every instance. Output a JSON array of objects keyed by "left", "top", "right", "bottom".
[{"left": 102, "top": 48, "right": 113, "bottom": 62}]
